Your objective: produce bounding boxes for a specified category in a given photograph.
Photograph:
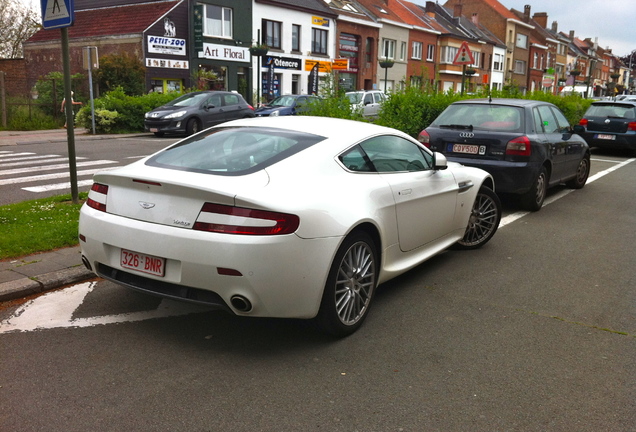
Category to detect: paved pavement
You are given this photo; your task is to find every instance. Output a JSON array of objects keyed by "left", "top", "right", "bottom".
[{"left": 0, "top": 128, "right": 151, "bottom": 302}]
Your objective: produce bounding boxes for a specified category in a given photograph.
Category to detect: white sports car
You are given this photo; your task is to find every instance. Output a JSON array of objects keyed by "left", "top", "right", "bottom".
[{"left": 79, "top": 116, "right": 501, "bottom": 336}]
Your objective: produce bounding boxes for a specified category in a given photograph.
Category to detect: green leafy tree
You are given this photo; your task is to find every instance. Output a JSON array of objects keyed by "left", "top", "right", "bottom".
[
  {"left": 94, "top": 53, "right": 146, "bottom": 96},
  {"left": 0, "top": 0, "right": 40, "bottom": 58}
]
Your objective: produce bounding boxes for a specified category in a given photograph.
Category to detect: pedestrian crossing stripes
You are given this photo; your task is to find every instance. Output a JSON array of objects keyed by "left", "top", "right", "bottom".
[{"left": 0, "top": 151, "right": 119, "bottom": 196}]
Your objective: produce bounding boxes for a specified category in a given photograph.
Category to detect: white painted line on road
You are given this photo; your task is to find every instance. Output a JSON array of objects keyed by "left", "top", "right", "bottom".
[
  {"left": 591, "top": 158, "right": 625, "bottom": 164},
  {"left": 0, "top": 160, "right": 116, "bottom": 176},
  {"left": 0, "top": 167, "right": 115, "bottom": 186},
  {"left": 23, "top": 179, "right": 95, "bottom": 192},
  {"left": 0, "top": 154, "right": 61, "bottom": 163},
  {"left": 0, "top": 152, "right": 37, "bottom": 159},
  {"left": 0, "top": 157, "right": 84, "bottom": 168},
  {"left": 500, "top": 158, "right": 636, "bottom": 228}
]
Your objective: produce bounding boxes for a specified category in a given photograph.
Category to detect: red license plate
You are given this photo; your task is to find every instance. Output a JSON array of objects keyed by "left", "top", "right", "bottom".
[{"left": 121, "top": 249, "right": 165, "bottom": 277}]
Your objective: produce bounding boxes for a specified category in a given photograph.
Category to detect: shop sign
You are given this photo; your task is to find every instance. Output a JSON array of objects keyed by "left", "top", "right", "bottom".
[
  {"left": 312, "top": 16, "right": 330, "bottom": 27},
  {"left": 199, "top": 43, "right": 249, "bottom": 62},
  {"left": 147, "top": 36, "right": 186, "bottom": 56},
  {"left": 305, "top": 59, "right": 332, "bottom": 73},
  {"left": 146, "top": 58, "right": 189, "bottom": 69},
  {"left": 264, "top": 56, "right": 302, "bottom": 70}
]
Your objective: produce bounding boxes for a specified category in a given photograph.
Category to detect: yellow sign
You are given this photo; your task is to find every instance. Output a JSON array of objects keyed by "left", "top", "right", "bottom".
[
  {"left": 312, "top": 16, "right": 330, "bottom": 27},
  {"left": 305, "top": 59, "right": 332, "bottom": 72},
  {"left": 331, "top": 58, "right": 349, "bottom": 70}
]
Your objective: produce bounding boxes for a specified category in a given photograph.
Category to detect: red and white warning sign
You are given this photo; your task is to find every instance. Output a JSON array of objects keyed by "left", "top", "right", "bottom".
[{"left": 453, "top": 41, "right": 475, "bottom": 65}]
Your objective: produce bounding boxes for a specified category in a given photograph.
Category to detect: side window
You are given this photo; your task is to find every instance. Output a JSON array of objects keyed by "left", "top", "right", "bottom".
[
  {"left": 206, "top": 95, "right": 222, "bottom": 107},
  {"left": 339, "top": 146, "right": 372, "bottom": 172},
  {"left": 360, "top": 135, "right": 433, "bottom": 172},
  {"left": 550, "top": 107, "right": 571, "bottom": 132},
  {"left": 374, "top": 93, "right": 384, "bottom": 104},
  {"left": 533, "top": 107, "right": 544, "bottom": 133},
  {"left": 536, "top": 105, "right": 559, "bottom": 133},
  {"left": 363, "top": 93, "right": 373, "bottom": 105},
  {"left": 223, "top": 94, "right": 239, "bottom": 106}
]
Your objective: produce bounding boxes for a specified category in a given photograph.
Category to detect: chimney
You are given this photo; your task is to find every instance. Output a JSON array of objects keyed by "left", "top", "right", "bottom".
[
  {"left": 551, "top": 21, "right": 558, "bottom": 33},
  {"left": 471, "top": 13, "right": 478, "bottom": 25},
  {"left": 569, "top": 30, "right": 575, "bottom": 41},
  {"left": 533, "top": 12, "right": 547, "bottom": 28},
  {"left": 523, "top": 5, "right": 531, "bottom": 22},
  {"left": 425, "top": 1, "right": 435, "bottom": 17},
  {"left": 453, "top": 3, "right": 462, "bottom": 18}
]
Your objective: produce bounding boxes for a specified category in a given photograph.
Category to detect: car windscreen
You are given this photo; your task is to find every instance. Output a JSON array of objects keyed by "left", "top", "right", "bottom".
[
  {"left": 167, "top": 93, "right": 209, "bottom": 107},
  {"left": 586, "top": 104, "right": 636, "bottom": 118},
  {"left": 431, "top": 104, "right": 524, "bottom": 133},
  {"left": 269, "top": 96, "right": 296, "bottom": 107},
  {"left": 146, "top": 126, "right": 326, "bottom": 176}
]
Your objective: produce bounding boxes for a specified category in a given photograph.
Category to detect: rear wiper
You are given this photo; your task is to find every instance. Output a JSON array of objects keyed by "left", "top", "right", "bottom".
[{"left": 439, "top": 124, "right": 474, "bottom": 130}]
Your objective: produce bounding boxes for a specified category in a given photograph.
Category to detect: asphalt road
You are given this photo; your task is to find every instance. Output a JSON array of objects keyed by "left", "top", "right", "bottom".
[{"left": 0, "top": 142, "right": 635, "bottom": 431}]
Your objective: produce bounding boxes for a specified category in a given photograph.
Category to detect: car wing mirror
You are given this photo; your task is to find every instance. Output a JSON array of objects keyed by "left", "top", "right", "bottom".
[
  {"left": 433, "top": 152, "right": 448, "bottom": 170},
  {"left": 572, "top": 124, "right": 585, "bottom": 135}
]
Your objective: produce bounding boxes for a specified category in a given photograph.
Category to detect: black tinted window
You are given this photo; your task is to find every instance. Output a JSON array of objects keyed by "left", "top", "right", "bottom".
[{"left": 432, "top": 104, "right": 523, "bottom": 132}]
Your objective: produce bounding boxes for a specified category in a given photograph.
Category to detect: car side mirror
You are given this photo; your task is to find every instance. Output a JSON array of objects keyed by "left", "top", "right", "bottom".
[
  {"left": 572, "top": 124, "right": 585, "bottom": 135},
  {"left": 433, "top": 152, "right": 448, "bottom": 170}
]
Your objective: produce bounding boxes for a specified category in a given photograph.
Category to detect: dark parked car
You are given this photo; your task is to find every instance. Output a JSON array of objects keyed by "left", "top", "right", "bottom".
[
  {"left": 254, "top": 95, "right": 318, "bottom": 117},
  {"left": 577, "top": 100, "right": 636, "bottom": 151},
  {"left": 418, "top": 98, "right": 590, "bottom": 211},
  {"left": 144, "top": 91, "right": 254, "bottom": 137}
]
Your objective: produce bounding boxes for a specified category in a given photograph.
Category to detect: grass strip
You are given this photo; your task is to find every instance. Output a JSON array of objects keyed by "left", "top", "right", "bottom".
[{"left": 0, "top": 193, "right": 88, "bottom": 260}]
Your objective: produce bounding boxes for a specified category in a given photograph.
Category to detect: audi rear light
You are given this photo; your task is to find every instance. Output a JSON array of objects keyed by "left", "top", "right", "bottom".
[
  {"left": 506, "top": 136, "right": 531, "bottom": 156},
  {"left": 579, "top": 118, "right": 588, "bottom": 127},
  {"left": 628, "top": 122, "right": 636, "bottom": 131},
  {"left": 87, "top": 183, "right": 108, "bottom": 212},
  {"left": 418, "top": 130, "right": 431, "bottom": 147},
  {"left": 193, "top": 203, "right": 300, "bottom": 235}
]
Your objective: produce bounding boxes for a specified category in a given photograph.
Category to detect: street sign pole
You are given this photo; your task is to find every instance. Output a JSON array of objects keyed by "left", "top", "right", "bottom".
[{"left": 61, "top": 27, "right": 79, "bottom": 204}]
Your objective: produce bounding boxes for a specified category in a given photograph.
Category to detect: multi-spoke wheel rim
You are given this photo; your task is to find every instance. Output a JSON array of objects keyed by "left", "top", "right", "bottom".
[
  {"left": 460, "top": 192, "right": 500, "bottom": 247},
  {"left": 535, "top": 172, "right": 546, "bottom": 205},
  {"left": 334, "top": 241, "right": 376, "bottom": 326}
]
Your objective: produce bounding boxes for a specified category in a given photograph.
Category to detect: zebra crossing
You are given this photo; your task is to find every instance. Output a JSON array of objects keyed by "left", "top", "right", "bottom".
[{"left": 0, "top": 150, "right": 118, "bottom": 194}]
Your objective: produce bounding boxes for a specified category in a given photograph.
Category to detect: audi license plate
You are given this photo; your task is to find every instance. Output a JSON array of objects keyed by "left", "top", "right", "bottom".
[
  {"left": 121, "top": 249, "right": 165, "bottom": 277},
  {"left": 452, "top": 144, "right": 483, "bottom": 155},
  {"left": 150, "top": 128, "right": 159, "bottom": 133},
  {"left": 595, "top": 134, "right": 615, "bottom": 140}
]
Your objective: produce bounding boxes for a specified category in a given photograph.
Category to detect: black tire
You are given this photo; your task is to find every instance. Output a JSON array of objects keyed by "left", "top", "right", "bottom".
[
  {"left": 455, "top": 186, "right": 501, "bottom": 250},
  {"left": 316, "top": 231, "right": 378, "bottom": 338},
  {"left": 153, "top": 131, "right": 165, "bottom": 137},
  {"left": 186, "top": 118, "right": 200, "bottom": 136},
  {"left": 520, "top": 166, "right": 548, "bottom": 211},
  {"left": 565, "top": 154, "right": 590, "bottom": 189}
]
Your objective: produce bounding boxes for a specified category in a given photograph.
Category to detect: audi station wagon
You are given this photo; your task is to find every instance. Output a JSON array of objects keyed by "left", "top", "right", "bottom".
[{"left": 419, "top": 99, "right": 590, "bottom": 211}]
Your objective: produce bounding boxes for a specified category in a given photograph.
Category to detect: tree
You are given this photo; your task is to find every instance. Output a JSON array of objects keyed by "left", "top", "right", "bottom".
[
  {"left": 94, "top": 52, "right": 146, "bottom": 96},
  {"left": 0, "top": 0, "right": 40, "bottom": 58}
]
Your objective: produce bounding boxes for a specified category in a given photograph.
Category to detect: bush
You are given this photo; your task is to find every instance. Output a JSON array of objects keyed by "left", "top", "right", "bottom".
[
  {"left": 75, "top": 87, "right": 183, "bottom": 133},
  {"left": 34, "top": 71, "right": 85, "bottom": 117},
  {"left": 0, "top": 98, "right": 59, "bottom": 131}
]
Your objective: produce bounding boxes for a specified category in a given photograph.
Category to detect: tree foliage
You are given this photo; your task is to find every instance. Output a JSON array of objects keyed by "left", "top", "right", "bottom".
[
  {"left": 0, "top": 0, "right": 40, "bottom": 58},
  {"left": 94, "top": 52, "right": 146, "bottom": 96}
]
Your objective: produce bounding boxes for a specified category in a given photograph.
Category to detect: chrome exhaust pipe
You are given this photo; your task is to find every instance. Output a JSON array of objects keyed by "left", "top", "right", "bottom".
[{"left": 230, "top": 295, "right": 252, "bottom": 312}]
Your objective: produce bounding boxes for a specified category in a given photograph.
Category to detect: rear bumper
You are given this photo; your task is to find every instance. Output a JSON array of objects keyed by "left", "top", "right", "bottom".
[
  {"left": 448, "top": 157, "right": 539, "bottom": 194},
  {"left": 581, "top": 132, "right": 636, "bottom": 150}
]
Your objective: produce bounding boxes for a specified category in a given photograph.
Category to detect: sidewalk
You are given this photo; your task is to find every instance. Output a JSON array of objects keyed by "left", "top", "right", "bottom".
[{"left": 0, "top": 128, "right": 154, "bottom": 302}]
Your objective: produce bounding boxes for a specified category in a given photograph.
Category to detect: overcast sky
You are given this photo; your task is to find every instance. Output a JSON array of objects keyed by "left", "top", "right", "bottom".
[
  {"left": 25, "top": 0, "right": 635, "bottom": 57},
  {"left": 415, "top": 0, "right": 635, "bottom": 57}
]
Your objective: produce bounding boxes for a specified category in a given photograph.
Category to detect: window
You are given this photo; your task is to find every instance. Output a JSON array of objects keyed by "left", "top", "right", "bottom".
[
  {"left": 400, "top": 42, "right": 406, "bottom": 61},
  {"left": 516, "top": 33, "right": 528, "bottom": 49},
  {"left": 440, "top": 46, "right": 458, "bottom": 64},
  {"left": 365, "top": 37, "right": 373, "bottom": 63},
  {"left": 536, "top": 105, "right": 559, "bottom": 133},
  {"left": 263, "top": 19, "right": 282, "bottom": 49},
  {"left": 339, "top": 136, "right": 433, "bottom": 173},
  {"left": 427, "top": 44, "right": 435, "bottom": 61},
  {"left": 412, "top": 41, "right": 422, "bottom": 60},
  {"left": 312, "top": 28, "right": 328, "bottom": 55},
  {"left": 292, "top": 25, "right": 301, "bottom": 52},
  {"left": 514, "top": 60, "right": 526, "bottom": 74},
  {"left": 382, "top": 39, "right": 396, "bottom": 60},
  {"left": 533, "top": 53, "right": 538, "bottom": 69},
  {"left": 203, "top": 5, "right": 232, "bottom": 38},
  {"left": 493, "top": 53, "right": 503, "bottom": 71}
]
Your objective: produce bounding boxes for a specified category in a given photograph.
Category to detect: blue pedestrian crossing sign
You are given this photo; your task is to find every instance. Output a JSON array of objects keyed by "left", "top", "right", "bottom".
[{"left": 41, "top": 0, "right": 75, "bottom": 29}]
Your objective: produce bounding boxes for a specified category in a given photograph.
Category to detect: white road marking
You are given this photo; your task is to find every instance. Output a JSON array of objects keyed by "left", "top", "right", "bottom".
[
  {"left": 0, "top": 160, "right": 115, "bottom": 176},
  {"left": 0, "top": 152, "right": 35, "bottom": 158},
  {"left": 0, "top": 282, "right": 207, "bottom": 334},
  {"left": 0, "top": 167, "right": 115, "bottom": 185},
  {"left": 23, "top": 179, "right": 95, "bottom": 192},
  {"left": 0, "top": 157, "right": 81, "bottom": 168}
]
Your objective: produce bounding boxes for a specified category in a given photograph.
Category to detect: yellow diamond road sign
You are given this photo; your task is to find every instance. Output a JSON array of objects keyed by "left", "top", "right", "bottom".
[{"left": 453, "top": 41, "right": 475, "bottom": 65}]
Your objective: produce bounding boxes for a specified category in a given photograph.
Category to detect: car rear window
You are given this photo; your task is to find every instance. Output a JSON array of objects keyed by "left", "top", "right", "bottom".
[
  {"left": 586, "top": 104, "right": 636, "bottom": 119},
  {"left": 146, "top": 127, "right": 325, "bottom": 176},
  {"left": 431, "top": 104, "right": 524, "bottom": 132}
]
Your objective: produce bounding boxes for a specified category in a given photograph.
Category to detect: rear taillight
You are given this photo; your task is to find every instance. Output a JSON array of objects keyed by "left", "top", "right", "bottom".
[
  {"left": 248, "top": 104, "right": 255, "bottom": 111},
  {"left": 193, "top": 203, "right": 300, "bottom": 235},
  {"left": 628, "top": 122, "right": 636, "bottom": 131},
  {"left": 418, "top": 130, "right": 431, "bottom": 147},
  {"left": 87, "top": 183, "right": 108, "bottom": 212},
  {"left": 505, "top": 136, "right": 531, "bottom": 156},
  {"left": 579, "top": 118, "right": 588, "bottom": 127}
]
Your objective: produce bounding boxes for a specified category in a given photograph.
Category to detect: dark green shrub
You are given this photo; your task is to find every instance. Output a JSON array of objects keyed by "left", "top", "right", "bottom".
[
  {"left": 34, "top": 71, "right": 85, "bottom": 117},
  {"left": 94, "top": 53, "right": 146, "bottom": 96}
]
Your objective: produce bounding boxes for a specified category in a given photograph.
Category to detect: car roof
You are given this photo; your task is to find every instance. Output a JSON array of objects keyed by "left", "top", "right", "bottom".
[
  {"left": 452, "top": 98, "right": 550, "bottom": 107},
  {"left": 591, "top": 100, "right": 636, "bottom": 106},
  {"left": 219, "top": 116, "right": 411, "bottom": 142}
]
